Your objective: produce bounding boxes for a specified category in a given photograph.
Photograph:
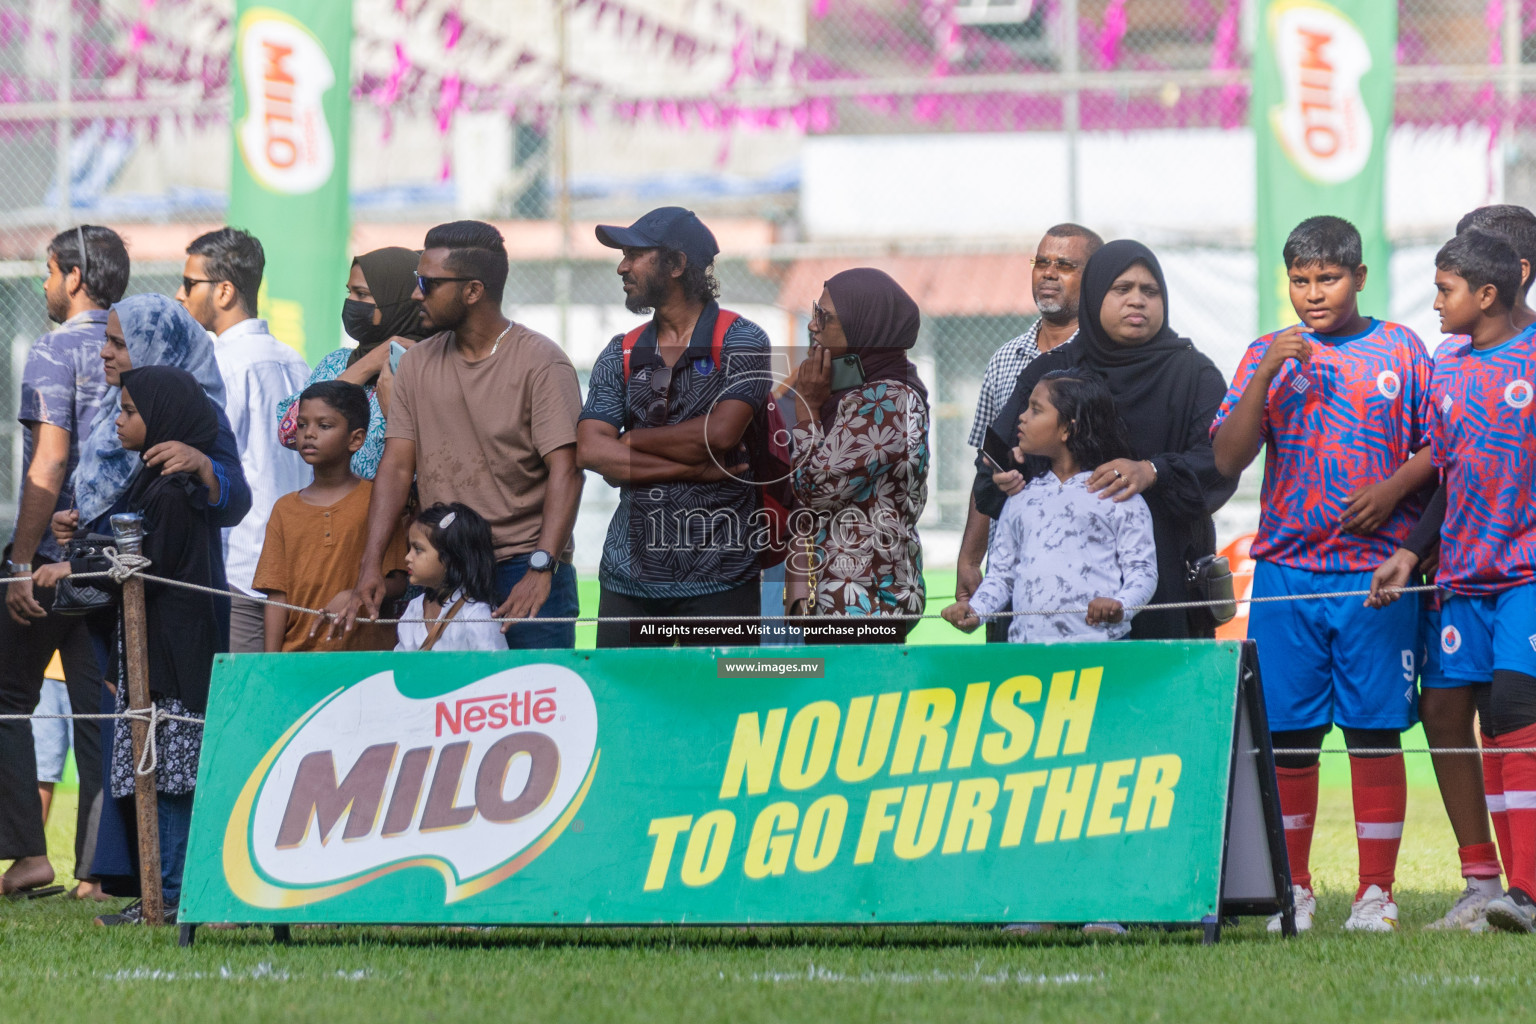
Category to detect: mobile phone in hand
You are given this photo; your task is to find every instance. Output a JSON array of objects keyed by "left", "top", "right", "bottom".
[{"left": 830, "top": 353, "right": 866, "bottom": 391}]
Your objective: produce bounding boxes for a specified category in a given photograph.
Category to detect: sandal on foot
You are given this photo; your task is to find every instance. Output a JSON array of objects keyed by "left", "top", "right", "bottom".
[{"left": 5, "top": 884, "right": 65, "bottom": 900}]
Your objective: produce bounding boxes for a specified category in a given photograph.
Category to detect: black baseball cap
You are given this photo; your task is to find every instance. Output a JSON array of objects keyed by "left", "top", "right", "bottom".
[{"left": 595, "top": 207, "right": 719, "bottom": 271}]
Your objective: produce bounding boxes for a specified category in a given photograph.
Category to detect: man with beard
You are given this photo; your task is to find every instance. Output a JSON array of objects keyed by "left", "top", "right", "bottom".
[
  {"left": 956, "top": 223, "right": 1102, "bottom": 641},
  {"left": 0, "top": 225, "right": 127, "bottom": 898},
  {"left": 175, "top": 227, "right": 310, "bottom": 653},
  {"left": 577, "top": 207, "right": 771, "bottom": 647},
  {"left": 331, "top": 220, "right": 585, "bottom": 648}
]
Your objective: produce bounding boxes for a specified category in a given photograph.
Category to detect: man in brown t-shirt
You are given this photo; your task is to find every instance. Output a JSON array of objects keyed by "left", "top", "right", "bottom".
[{"left": 331, "top": 220, "right": 584, "bottom": 648}]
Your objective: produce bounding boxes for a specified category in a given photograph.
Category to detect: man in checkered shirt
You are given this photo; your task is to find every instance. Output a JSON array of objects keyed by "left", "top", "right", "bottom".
[{"left": 957, "top": 223, "right": 1103, "bottom": 641}]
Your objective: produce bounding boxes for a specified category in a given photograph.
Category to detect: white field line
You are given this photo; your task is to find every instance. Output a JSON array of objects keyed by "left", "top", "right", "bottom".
[{"left": 743, "top": 963, "right": 1102, "bottom": 985}]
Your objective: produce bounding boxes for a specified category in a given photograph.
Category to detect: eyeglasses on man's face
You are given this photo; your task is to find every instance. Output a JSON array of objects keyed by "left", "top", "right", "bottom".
[
  {"left": 1030, "top": 257, "right": 1082, "bottom": 273},
  {"left": 182, "top": 276, "right": 218, "bottom": 294}
]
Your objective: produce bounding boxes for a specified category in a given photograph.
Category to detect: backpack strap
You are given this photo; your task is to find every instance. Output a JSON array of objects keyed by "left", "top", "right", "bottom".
[
  {"left": 623, "top": 309, "right": 739, "bottom": 379},
  {"left": 710, "top": 308, "right": 740, "bottom": 369},
  {"left": 620, "top": 324, "right": 648, "bottom": 381}
]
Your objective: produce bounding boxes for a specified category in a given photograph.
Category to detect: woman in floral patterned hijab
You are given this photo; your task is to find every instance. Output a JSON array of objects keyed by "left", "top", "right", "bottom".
[{"left": 787, "top": 268, "right": 931, "bottom": 642}]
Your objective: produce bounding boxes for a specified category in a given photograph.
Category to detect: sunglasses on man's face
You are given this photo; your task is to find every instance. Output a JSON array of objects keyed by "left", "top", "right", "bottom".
[
  {"left": 182, "top": 276, "right": 218, "bottom": 294},
  {"left": 1030, "top": 257, "right": 1082, "bottom": 273},
  {"left": 416, "top": 274, "right": 478, "bottom": 294}
]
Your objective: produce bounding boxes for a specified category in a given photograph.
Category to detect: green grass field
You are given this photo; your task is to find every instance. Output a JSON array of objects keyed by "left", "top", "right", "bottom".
[{"left": 3, "top": 570, "right": 1525, "bottom": 1024}]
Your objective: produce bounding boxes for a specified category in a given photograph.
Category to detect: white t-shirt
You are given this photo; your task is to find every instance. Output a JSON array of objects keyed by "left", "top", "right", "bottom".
[{"left": 394, "top": 592, "right": 507, "bottom": 652}]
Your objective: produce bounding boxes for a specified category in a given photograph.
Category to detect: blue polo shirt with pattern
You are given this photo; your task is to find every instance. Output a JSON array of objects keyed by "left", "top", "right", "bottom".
[{"left": 580, "top": 303, "right": 771, "bottom": 598}]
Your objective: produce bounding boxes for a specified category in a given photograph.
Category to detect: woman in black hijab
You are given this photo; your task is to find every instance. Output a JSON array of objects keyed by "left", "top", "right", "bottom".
[
  {"left": 33, "top": 365, "right": 222, "bottom": 920},
  {"left": 975, "top": 240, "right": 1237, "bottom": 639},
  {"left": 276, "top": 246, "right": 429, "bottom": 478},
  {"left": 787, "top": 269, "right": 931, "bottom": 642}
]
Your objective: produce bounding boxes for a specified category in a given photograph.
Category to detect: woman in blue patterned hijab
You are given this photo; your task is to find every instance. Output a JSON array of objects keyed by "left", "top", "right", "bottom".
[{"left": 73, "top": 293, "right": 226, "bottom": 526}]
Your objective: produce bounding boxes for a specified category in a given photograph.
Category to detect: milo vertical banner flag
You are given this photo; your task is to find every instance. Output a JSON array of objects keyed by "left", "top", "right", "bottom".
[
  {"left": 1254, "top": 1, "right": 1396, "bottom": 332},
  {"left": 229, "top": 2, "right": 352, "bottom": 361}
]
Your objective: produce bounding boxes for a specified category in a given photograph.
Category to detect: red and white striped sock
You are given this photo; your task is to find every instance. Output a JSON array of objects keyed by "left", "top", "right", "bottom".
[
  {"left": 1484, "top": 730, "right": 1513, "bottom": 882},
  {"left": 1350, "top": 753, "right": 1406, "bottom": 899},
  {"left": 1495, "top": 723, "right": 1536, "bottom": 900},
  {"left": 1276, "top": 764, "right": 1319, "bottom": 890}
]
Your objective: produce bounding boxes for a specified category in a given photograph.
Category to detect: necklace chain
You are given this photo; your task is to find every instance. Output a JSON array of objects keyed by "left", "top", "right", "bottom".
[
  {"left": 480, "top": 321, "right": 513, "bottom": 360},
  {"left": 485, "top": 322, "right": 516, "bottom": 359}
]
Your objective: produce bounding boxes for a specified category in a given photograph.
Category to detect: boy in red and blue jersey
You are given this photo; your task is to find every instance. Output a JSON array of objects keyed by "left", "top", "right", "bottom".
[
  {"left": 1372, "top": 207, "right": 1536, "bottom": 932},
  {"left": 1212, "top": 216, "right": 1435, "bottom": 933},
  {"left": 1372, "top": 228, "right": 1536, "bottom": 934}
]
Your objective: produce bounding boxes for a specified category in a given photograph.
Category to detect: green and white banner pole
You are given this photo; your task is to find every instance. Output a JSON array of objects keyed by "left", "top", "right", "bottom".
[
  {"left": 1254, "top": 0, "right": 1397, "bottom": 332},
  {"left": 228, "top": 2, "right": 353, "bottom": 362}
]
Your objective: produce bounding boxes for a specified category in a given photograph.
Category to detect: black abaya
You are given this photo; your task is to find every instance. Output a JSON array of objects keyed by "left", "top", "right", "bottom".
[{"left": 975, "top": 240, "right": 1238, "bottom": 639}]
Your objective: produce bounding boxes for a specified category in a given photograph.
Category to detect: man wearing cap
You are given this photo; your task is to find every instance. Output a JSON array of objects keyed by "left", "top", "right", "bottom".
[{"left": 578, "top": 207, "right": 773, "bottom": 648}]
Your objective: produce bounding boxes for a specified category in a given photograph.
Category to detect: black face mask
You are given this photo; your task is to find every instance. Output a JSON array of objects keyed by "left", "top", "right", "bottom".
[{"left": 342, "top": 299, "right": 393, "bottom": 347}]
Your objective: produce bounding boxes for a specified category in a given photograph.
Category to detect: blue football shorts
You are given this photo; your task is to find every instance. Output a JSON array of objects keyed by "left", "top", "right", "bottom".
[
  {"left": 1248, "top": 559, "right": 1419, "bottom": 731},
  {"left": 1436, "top": 583, "right": 1536, "bottom": 684}
]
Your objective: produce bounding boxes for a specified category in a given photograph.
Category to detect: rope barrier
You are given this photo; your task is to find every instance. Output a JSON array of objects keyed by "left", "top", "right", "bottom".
[
  {"left": 0, "top": 567, "right": 1441, "bottom": 626},
  {"left": 5, "top": 709, "right": 1533, "bottom": 759},
  {"left": 0, "top": 706, "right": 204, "bottom": 775},
  {"left": 1272, "top": 747, "right": 1536, "bottom": 755}
]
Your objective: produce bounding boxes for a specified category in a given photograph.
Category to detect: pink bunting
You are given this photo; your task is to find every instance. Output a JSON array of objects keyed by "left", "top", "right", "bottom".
[
  {"left": 436, "top": 73, "right": 461, "bottom": 134},
  {"left": 1097, "top": 0, "right": 1128, "bottom": 69}
]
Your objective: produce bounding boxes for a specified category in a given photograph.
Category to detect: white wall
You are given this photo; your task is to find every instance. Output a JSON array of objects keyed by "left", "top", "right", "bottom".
[{"left": 802, "top": 127, "right": 1503, "bottom": 243}]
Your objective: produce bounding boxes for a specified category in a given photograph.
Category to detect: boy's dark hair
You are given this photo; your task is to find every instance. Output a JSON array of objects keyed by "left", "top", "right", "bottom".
[
  {"left": 47, "top": 225, "right": 130, "bottom": 307},
  {"left": 1456, "top": 204, "right": 1536, "bottom": 296},
  {"left": 1022, "top": 369, "right": 1135, "bottom": 481},
  {"left": 1436, "top": 228, "right": 1522, "bottom": 312},
  {"left": 423, "top": 220, "right": 509, "bottom": 303},
  {"left": 661, "top": 247, "right": 721, "bottom": 304},
  {"left": 1283, "top": 215, "right": 1364, "bottom": 271},
  {"left": 414, "top": 502, "right": 498, "bottom": 607},
  {"left": 187, "top": 227, "right": 264, "bottom": 316},
  {"left": 298, "top": 379, "right": 370, "bottom": 435},
  {"left": 1043, "top": 222, "right": 1105, "bottom": 256}
]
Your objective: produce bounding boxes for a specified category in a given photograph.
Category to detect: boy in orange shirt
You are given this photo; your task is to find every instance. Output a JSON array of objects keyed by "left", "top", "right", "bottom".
[{"left": 254, "top": 381, "right": 407, "bottom": 651}]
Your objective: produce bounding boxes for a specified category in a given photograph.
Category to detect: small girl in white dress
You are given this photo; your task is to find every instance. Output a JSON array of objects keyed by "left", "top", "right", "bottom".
[
  {"left": 943, "top": 370, "right": 1157, "bottom": 643},
  {"left": 395, "top": 502, "right": 507, "bottom": 652}
]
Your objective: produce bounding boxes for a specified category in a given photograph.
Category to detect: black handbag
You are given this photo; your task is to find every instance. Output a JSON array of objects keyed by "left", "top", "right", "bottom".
[
  {"left": 51, "top": 533, "right": 119, "bottom": 616},
  {"left": 1186, "top": 554, "right": 1237, "bottom": 626}
]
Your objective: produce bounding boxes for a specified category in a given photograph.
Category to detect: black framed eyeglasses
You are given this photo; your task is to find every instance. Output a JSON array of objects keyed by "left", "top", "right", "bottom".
[
  {"left": 645, "top": 366, "right": 674, "bottom": 425},
  {"left": 182, "top": 276, "right": 218, "bottom": 294},
  {"left": 416, "top": 274, "right": 477, "bottom": 294},
  {"left": 1030, "top": 257, "right": 1082, "bottom": 273},
  {"left": 811, "top": 300, "right": 838, "bottom": 328}
]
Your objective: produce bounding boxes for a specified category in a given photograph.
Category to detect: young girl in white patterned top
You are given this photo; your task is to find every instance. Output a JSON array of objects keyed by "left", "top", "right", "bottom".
[
  {"left": 396, "top": 503, "right": 507, "bottom": 652},
  {"left": 943, "top": 370, "right": 1157, "bottom": 643}
]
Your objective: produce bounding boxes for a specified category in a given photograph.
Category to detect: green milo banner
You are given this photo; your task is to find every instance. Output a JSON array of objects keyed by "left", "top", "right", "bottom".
[
  {"left": 228, "top": 2, "right": 352, "bottom": 362},
  {"left": 1253, "top": 0, "right": 1397, "bottom": 333},
  {"left": 181, "top": 643, "right": 1248, "bottom": 926}
]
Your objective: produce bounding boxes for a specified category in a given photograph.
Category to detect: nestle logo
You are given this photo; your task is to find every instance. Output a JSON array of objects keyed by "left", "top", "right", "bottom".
[{"left": 435, "top": 689, "right": 557, "bottom": 736}]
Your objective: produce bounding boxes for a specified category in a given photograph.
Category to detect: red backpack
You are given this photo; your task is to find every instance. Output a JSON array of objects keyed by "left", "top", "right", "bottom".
[{"left": 621, "top": 309, "right": 795, "bottom": 569}]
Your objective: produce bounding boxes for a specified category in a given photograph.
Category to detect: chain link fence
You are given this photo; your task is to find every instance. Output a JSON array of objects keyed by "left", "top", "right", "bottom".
[{"left": 2, "top": 0, "right": 1534, "bottom": 559}]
